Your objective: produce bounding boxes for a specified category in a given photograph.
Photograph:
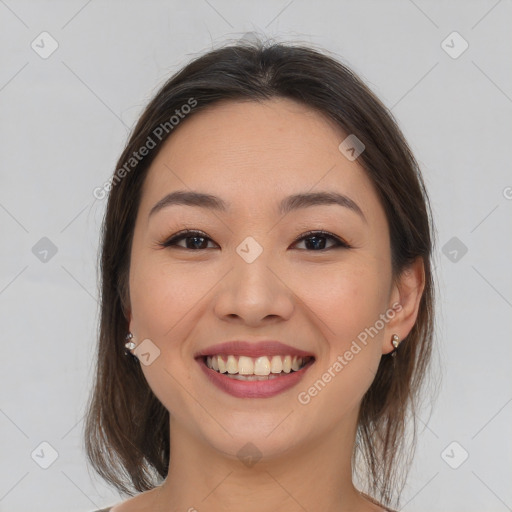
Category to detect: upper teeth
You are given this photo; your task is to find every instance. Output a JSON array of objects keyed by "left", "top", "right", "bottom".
[{"left": 205, "top": 355, "right": 308, "bottom": 375}]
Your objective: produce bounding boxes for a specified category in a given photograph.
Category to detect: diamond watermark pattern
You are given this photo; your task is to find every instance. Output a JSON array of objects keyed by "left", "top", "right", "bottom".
[
  {"left": 338, "top": 134, "right": 365, "bottom": 161},
  {"left": 31, "top": 31, "right": 59, "bottom": 59},
  {"left": 237, "top": 442, "right": 262, "bottom": 468},
  {"left": 442, "top": 236, "right": 468, "bottom": 263},
  {"left": 441, "top": 31, "right": 469, "bottom": 59},
  {"left": 31, "top": 441, "right": 59, "bottom": 469},
  {"left": 32, "top": 237, "right": 58, "bottom": 263},
  {"left": 441, "top": 441, "right": 469, "bottom": 469},
  {"left": 236, "top": 236, "right": 263, "bottom": 263},
  {"left": 134, "top": 338, "right": 161, "bottom": 366}
]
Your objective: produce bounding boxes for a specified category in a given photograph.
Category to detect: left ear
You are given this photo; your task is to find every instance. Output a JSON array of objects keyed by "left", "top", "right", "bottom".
[{"left": 382, "top": 256, "right": 426, "bottom": 354}]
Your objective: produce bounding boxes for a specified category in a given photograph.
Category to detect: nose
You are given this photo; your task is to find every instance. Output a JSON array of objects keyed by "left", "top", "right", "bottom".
[{"left": 213, "top": 247, "right": 294, "bottom": 327}]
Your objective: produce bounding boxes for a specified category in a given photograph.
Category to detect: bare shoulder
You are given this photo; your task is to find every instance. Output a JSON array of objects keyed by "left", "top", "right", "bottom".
[
  {"left": 366, "top": 505, "right": 395, "bottom": 512},
  {"left": 359, "top": 492, "right": 398, "bottom": 512},
  {"left": 108, "top": 489, "right": 395, "bottom": 512},
  {"left": 109, "top": 488, "right": 159, "bottom": 512},
  {"left": 367, "top": 505, "right": 397, "bottom": 512},
  {"left": 374, "top": 504, "right": 398, "bottom": 512}
]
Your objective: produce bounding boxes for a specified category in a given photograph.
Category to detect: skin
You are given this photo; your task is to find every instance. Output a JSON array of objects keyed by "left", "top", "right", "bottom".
[{"left": 113, "top": 98, "right": 425, "bottom": 512}]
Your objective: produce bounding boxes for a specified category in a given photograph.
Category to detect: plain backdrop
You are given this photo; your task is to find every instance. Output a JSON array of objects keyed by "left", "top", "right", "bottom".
[{"left": 0, "top": 1, "right": 511, "bottom": 511}]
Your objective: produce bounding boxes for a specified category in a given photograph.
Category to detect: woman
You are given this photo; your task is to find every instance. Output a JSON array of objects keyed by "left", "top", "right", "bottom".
[{"left": 85, "top": 39, "right": 435, "bottom": 512}]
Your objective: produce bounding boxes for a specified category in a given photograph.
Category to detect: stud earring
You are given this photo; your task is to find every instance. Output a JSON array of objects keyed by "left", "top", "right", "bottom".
[
  {"left": 124, "top": 332, "right": 136, "bottom": 354},
  {"left": 391, "top": 334, "right": 400, "bottom": 357}
]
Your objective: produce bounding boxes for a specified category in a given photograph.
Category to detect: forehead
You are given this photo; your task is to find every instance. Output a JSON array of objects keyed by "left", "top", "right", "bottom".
[{"left": 139, "top": 98, "right": 383, "bottom": 222}]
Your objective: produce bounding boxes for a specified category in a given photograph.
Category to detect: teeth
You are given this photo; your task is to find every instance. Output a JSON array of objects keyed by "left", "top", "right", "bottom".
[
  {"left": 238, "top": 356, "right": 254, "bottom": 375},
  {"left": 227, "top": 373, "right": 281, "bottom": 381},
  {"left": 254, "top": 356, "right": 271, "bottom": 376},
  {"left": 283, "top": 355, "right": 292, "bottom": 373},
  {"left": 226, "top": 355, "right": 238, "bottom": 374},
  {"left": 270, "top": 355, "right": 282, "bottom": 373},
  {"left": 205, "top": 354, "right": 310, "bottom": 375}
]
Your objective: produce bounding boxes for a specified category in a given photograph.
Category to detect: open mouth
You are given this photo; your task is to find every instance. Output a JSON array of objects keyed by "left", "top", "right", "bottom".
[{"left": 200, "top": 354, "right": 315, "bottom": 381}]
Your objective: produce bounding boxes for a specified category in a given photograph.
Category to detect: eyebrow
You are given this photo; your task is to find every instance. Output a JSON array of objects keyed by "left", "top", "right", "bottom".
[{"left": 149, "top": 189, "right": 366, "bottom": 222}]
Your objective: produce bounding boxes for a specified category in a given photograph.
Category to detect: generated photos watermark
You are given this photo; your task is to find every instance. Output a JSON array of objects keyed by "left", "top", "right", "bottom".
[
  {"left": 93, "top": 97, "right": 198, "bottom": 200},
  {"left": 297, "top": 301, "right": 403, "bottom": 405}
]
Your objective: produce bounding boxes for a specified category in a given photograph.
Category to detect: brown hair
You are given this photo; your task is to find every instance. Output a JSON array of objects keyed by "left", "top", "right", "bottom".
[{"left": 84, "top": 39, "right": 436, "bottom": 510}]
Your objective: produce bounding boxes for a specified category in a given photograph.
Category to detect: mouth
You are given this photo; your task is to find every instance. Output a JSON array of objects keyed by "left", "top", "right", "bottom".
[{"left": 195, "top": 354, "right": 315, "bottom": 398}]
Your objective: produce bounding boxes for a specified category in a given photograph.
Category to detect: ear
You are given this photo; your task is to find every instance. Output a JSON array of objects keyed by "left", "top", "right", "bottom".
[
  {"left": 382, "top": 256, "right": 426, "bottom": 354},
  {"left": 126, "top": 307, "right": 133, "bottom": 332},
  {"left": 120, "top": 296, "right": 133, "bottom": 334},
  {"left": 119, "top": 283, "right": 132, "bottom": 327}
]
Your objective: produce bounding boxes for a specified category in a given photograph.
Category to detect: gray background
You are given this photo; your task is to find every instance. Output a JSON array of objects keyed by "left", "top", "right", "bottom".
[{"left": 1, "top": 1, "right": 511, "bottom": 511}]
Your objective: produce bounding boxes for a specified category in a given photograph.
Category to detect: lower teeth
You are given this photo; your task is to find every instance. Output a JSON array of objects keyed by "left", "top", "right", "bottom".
[{"left": 223, "top": 373, "right": 291, "bottom": 381}]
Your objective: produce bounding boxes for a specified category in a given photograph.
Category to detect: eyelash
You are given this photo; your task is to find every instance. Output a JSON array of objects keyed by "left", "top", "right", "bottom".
[{"left": 159, "top": 229, "right": 351, "bottom": 251}]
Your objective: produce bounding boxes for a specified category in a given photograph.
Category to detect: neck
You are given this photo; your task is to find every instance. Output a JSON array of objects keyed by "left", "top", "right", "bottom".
[{"left": 156, "top": 406, "right": 373, "bottom": 512}]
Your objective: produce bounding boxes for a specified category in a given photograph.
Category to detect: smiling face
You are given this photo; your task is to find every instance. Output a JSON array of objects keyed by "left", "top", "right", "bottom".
[{"left": 127, "top": 97, "right": 408, "bottom": 460}]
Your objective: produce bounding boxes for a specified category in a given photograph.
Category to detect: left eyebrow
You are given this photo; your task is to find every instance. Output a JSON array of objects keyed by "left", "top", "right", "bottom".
[
  {"left": 278, "top": 191, "right": 366, "bottom": 223},
  {"left": 149, "top": 189, "right": 366, "bottom": 223}
]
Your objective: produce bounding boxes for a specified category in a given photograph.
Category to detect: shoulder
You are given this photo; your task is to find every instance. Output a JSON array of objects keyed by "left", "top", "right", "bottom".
[
  {"left": 359, "top": 491, "right": 398, "bottom": 512},
  {"left": 99, "top": 487, "right": 160, "bottom": 512}
]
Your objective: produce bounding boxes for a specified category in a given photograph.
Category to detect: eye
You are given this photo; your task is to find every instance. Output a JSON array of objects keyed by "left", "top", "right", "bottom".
[
  {"left": 159, "top": 229, "right": 218, "bottom": 250},
  {"left": 291, "top": 230, "right": 351, "bottom": 251},
  {"left": 159, "top": 229, "right": 350, "bottom": 251}
]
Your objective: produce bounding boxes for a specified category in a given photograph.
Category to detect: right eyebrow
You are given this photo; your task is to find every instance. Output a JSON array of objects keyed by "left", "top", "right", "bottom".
[{"left": 149, "top": 191, "right": 228, "bottom": 218}]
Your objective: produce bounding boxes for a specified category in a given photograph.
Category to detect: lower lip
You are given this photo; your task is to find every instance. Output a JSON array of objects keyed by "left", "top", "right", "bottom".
[{"left": 197, "top": 357, "right": 314, "bottom": 399}]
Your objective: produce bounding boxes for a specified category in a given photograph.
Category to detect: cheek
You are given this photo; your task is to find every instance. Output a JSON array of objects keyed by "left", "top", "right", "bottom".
[
  {"left": 129, "top": 260, "right": 207, "bottom": 413},
  {"left": 295, "top": 261, "right": 389, "bottom": 343},
  {"left": 129, "top": 257, "right": 205, "bottom": 336},
  {"left": 294, "top": 264, "right": 389, "bottom": 414}
]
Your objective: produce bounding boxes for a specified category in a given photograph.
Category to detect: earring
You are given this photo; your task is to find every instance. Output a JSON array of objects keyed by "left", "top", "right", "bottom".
[
  {"left": 391, "top": 334, "right": 400, "bottom": 357},
  {"left": 124, "top": 332, "right": 136, "bottom": 354}
]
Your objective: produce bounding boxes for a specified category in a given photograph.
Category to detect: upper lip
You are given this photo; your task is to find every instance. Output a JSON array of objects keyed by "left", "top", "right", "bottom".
[{"left": 194, "top": 340, "right": 315, "bottom": 359}]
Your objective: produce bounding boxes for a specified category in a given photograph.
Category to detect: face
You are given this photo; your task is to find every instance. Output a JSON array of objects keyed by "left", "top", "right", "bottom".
[{"left": 127, "top": 98, "right": 405, "bottom": 460}]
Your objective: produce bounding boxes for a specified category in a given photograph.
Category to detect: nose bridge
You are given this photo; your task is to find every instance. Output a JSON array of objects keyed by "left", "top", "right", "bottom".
[
  {"left": 213, "top": 235, "right": 293, "bottom": 324},
  {"left": 232, "top": 236, "right": 275, "bottom": 299}
]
